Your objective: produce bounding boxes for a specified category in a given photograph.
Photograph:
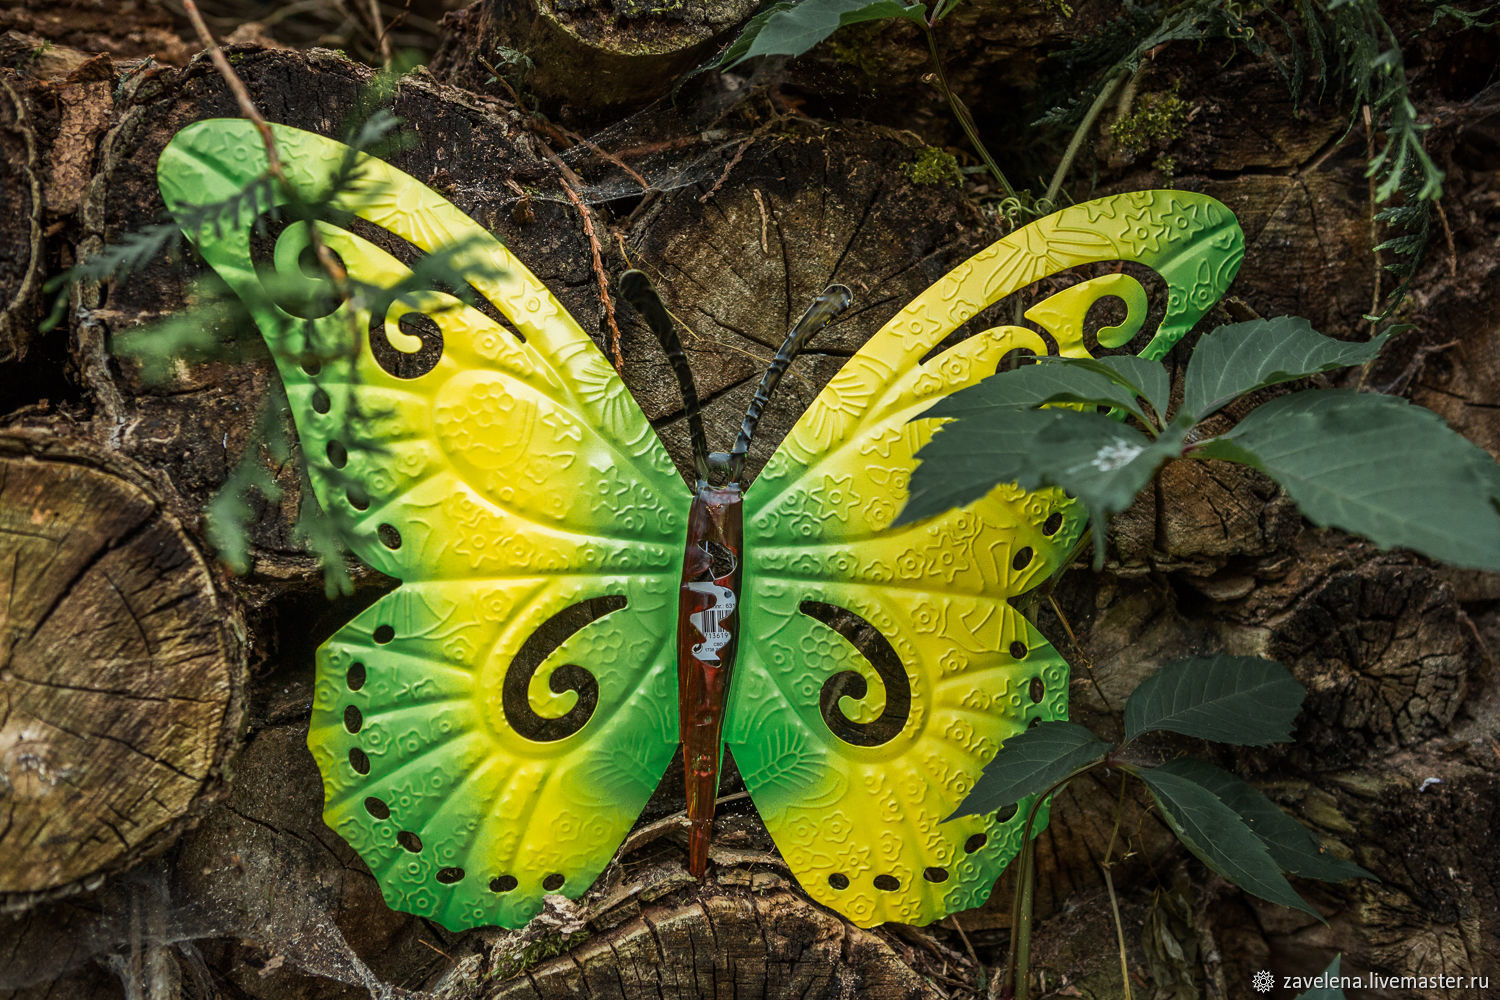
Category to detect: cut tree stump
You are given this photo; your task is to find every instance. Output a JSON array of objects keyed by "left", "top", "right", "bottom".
[
  {"left": 0, "top": 431, "right": 244, "bottom": 908},
  {"left": 432, "top": 0, "right": 758, "bottom": 112}
]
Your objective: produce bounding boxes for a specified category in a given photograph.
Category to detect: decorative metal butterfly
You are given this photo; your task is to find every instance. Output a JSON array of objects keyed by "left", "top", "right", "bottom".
[{"left": 156, "top": 120, "right": 1243, "bottom": 932}]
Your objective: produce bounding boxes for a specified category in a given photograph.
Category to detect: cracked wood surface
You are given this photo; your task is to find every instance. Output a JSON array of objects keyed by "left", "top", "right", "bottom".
[{"left": 0, "top": 434, "right": 242, "bottom": 903}]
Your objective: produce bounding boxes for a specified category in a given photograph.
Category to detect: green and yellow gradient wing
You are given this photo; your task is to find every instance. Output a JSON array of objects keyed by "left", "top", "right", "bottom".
[
  {"left": 734, "top": 191, "right": 1244, "bottom": 927},
  {"left": 158, "top": 120, "right": 687, "bottom": 930}
]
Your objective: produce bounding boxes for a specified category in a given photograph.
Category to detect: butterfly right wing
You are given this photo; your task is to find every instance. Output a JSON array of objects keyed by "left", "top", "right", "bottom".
[
  {"left": 734, "top": 191, "right": 1244, "bottom": 927},
  {"left": 158, "top": 120, "right": 688, "bottom": 930}
]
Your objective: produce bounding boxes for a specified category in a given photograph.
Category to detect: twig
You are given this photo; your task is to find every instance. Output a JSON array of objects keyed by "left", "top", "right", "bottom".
[
  {"left": 947, "top": 916, "right": 984, "bottom": 981},
  {"left": 367, "top": 0, "right": 393, "bottom": 68},
  {"left": 533, "top": 138, "right": 626, "bottom": 370},
  {"left": 700, "top": 137, "right": 755, "bottom": 204},
  {"left": 181, "top": 0, "right": 348, "bottom": 289},
  {"left": 182, "top": 1, "right": 281, "bottom": 180}
]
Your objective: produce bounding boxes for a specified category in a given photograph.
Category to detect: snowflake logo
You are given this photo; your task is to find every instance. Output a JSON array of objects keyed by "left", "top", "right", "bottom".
[{"left": 1252, "top": 969, "right": 1276, "bottom": 993}]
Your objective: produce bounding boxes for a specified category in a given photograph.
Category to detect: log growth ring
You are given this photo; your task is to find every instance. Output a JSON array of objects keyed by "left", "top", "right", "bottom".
[{"left": 0, "top": 432, "right": 244, "bottom": 906}]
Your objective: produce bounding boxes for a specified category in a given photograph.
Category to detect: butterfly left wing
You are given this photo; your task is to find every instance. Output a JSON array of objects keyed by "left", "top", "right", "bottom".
[
  {"left": 157, "top": 120, "right": 688, "bottom": 930},
  {"left": 733, "top": 191, "right": 1244, "bottom": 927}
]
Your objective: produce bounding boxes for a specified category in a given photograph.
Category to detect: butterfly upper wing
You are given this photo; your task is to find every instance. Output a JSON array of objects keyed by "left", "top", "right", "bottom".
[
  {"left": 734, "top": 191, "right": 1244, "bottom": 927},
  {"left": 158, "top": 120, "right": 688, "bottom": 930}
]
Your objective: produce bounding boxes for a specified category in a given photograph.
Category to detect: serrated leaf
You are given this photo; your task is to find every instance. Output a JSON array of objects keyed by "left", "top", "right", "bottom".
[
  {"left": 903, "top": 407, "right": 1184, "bottom": 521},
  {"left": 1163, "top": 760, "right": 1372, "bottom": 883},
  {"left": 1183, "top": 317, "right": 1392, "bottom": 420},
  {"left": 948, "top": 721, "right": 1111, "bottom": 819},
  {"left": 718, "top": 2, "right": 797, "bottom": 66},
  {"left": 1294, "top": 955, "right": 1346, "bottom": 999},
  {"left": 1059, "top": 354, "right": 1172, "bottom": 424},
  {"left": 925, "top": 361, "right": 1154, "bottom": 426},
  {"left": 725, "top": 0, "right": 926, "bottom": 65},
  {"left": 1195, "top": 390, "right": 1500, "bottom": 571},
  {"left": 1134, "top": 761, "right": 1319, "bottom": 917},
  {"left": 1124, "top": 656, "right": 1305, "bottom": 746}
]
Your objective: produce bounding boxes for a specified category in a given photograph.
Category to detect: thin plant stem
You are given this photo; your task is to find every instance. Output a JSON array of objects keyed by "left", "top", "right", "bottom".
[
  {"left": 1014, "top": 838, "right": 1036, "bottom": 1000},
  {"left": 1044, "top": 67, "right": 1130, "bottom": 208},
  {"left": 1002, "top": 760, "right": 1105, "bottom": 998},
  {"left": 922, "top": 24, "right": 1017, "bottom": 199},
  {"left": 1101, "top": 773, "right": 1134, "bottom": 1000}
]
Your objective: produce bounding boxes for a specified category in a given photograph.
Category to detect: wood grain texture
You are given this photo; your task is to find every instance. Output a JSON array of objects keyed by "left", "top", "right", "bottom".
[{"left": 0, "top": 434, "right": 243, "bottom": 903}]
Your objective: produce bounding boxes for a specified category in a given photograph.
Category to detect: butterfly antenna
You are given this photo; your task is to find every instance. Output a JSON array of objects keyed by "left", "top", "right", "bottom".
[
  {"left": 618, "top": 270, "right": 712, "bottom": 484},
  {"left": 727, "top": 284, "right": 853, "bottom": 482}
]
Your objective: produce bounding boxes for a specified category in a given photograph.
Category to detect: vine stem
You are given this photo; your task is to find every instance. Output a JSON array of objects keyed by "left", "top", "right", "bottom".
[
  {"left": 1043, "top": 66, "right": 1131, "bottom": 209},
  {"left": 922, "top": 24, "right": 1017, "bottom": 200}
]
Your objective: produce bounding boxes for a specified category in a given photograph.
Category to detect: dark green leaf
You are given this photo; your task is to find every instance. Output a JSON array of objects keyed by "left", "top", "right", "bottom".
[
  {"left": 1182, "top": 317, "right": 1391, "bottom": 420},
  {"left": 948, "top": 721, "right": 1111, "bottom": 819},
  {"left": 925, "top": 361, "right": 1153, "bottom": 426},
  {"left": 1293, "top": 955, "right": 1345, "bottom": 999},
  {"left": 1162, "top": 760, "right": 1372, "bottom": 882},
  {"left": 724, "top": 0, "right": 927, "bottom": 66},
  {"left": 1195, "top": 390, "right": 1500, "bottom": 571},
  {"left": 1058, "top": 355, "right": 1172, "bottom": 424},
  {"left": 1134, "top": 760, "right": 1319, "bottom": 917},
  {"left": 1123, "top": 656, "right": 1305, "bottom": 746},
  {"left": 718, "top": 2, "right": 797, "bottom": 66},
  {"left": 903, "top": 407, "right": 1187, "bottom": 564}
]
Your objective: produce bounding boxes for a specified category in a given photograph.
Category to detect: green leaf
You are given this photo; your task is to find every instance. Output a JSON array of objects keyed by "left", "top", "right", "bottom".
[
  {"left": 718, "top": 2, "right": 796, "bottom": 66},
  {"left": 925, "top": 360, "right": 1155, "bottom": 427},
  {"left": 724, "top": 0, "right": 927, "bottom": 66},
  {"left": 1123, "top": 656, "right": 1305, "bottom": 746},
  {"left": 948, "top": 721, "right": 1111, "bottom": 819},
  {"left": 1162, "top": 760, "right": 1372, "bottom": 883},
  {"left": 1182, "top": 317, "right": 1392, "bottom": 420},
  {"left": 902, "top": 407, "right": 1187, "bottom": 563},
  {"left": 1194, "top": 390, "right": 1500, "bottom": 571},
  {"left": 1294, "top": 955, "right": 1345, "bottom": 999},
  {"left": 1059, "top": 354, "right": 1172, "bottom": 424},
  {"left": 1133, "top": 760, "right": 1319, "bottom": 917}
]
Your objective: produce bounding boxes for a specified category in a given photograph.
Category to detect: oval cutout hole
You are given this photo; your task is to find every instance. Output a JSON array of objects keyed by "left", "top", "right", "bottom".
[
  {"left": 964, "top": 833, "right": 987, "bottom": 854},
  {"left": 378, "top": 523, "right": 402, "bottom": 550},
  {"left": 542, "top": 873, "right": 565, "bottom": 891},
  {"left": 343, "top": 705, "right": 363, "bottom": 733},
  {"left": 490, "top": 875, "right": 518, "bottom": 893},
  {"left": 397, "top": 830, "right": 422, "bottom": 853},
  {"left": 348, "top": 488, "right": 370, "bottom": 511},
  {"left": 995, "top": 802, "right": 1019, "bottom": 823},
  {"left": 828, "top": 873, "right": 849, "bottom": 890},
  {"left": 1042, "top": 512, "right": 1064, "bottom": 536},
  {"left": 873, "top": 874, "right": 900, "bottom": 891},
  {"left": 346, "top": 662, "right": 366, "bottom": 691},
  {"left": 1029, "top": 677, "right": 1045, "bottom": 703},
  {"left": 326, "top": 440, "right": 348, "bottom": 468},
  {"left": 348, "top": 747, "right": 370, "bottom": 775},
  {"left": 373, "top": 625, "right": 395, "bottom": 644},
  {"left": 1009, "top": 641, "right": 1028, "bottom": 660},
  {"left": 923, "top": 867, "right": 949, "bottom": 884},
  {"left": 436, "top": 867, "right": 465, "bottom": 884},
  {"left": 1012, "top": 547, "right": 1034, "bottom": 570},
  {"left": 364, "top": 797, "right": 389, "bottom": 819},
  {"left": 312, "top": 389, "right": 331, "bottom": 414}
]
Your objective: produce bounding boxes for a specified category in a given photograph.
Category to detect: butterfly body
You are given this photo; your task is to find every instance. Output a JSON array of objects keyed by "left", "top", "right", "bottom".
[
  {"left": 157, "top": 118, "right": 1243, "bottom": 931},
  {"left": 677, "top": 483, "right": 743, "bottom": 875}
]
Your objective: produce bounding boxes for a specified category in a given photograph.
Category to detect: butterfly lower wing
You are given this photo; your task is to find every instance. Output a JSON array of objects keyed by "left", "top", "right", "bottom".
[
  {"left": 734, "top": 191, "right": 1243, "bottom": 927},
  {"left": 158, "top": 121, "right": 687, "bottom": 929}
]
